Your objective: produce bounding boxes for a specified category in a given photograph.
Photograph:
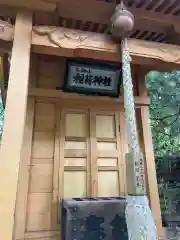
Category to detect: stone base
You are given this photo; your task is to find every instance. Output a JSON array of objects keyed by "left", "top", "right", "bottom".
[{"left": 61, "top": 197, "right": 128, "bottom": 240}]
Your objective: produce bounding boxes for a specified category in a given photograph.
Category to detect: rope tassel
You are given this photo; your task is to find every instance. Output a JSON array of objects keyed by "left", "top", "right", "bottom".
[{"left": 121, "top": 39, "right": 158, "bottom": 240}]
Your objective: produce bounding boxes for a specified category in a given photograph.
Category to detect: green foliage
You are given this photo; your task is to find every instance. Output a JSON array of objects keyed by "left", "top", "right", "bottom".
[
  {"left": 147, "top": 71, "right": 180, "bottom": 214},
  {"left": 158, "top": 181, "right": 180, "bottom": 215},
  {"left": 147, "top": 71, "right": 180, "bottom": 160}
]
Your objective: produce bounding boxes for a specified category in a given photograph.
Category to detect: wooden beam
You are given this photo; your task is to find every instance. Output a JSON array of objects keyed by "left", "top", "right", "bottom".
[
  {"left": 0, "top": 0, "right": 179, "bottom": 34},
  {"left": 14, "top": 55, "right": 37, "bottom": 239},
  {"left": 56, "top": 1, "right": 178, "bottom": 28},
  {"left": 1, "top": 22, "right": 180, "bottom": 70},
  {"left": 28, "top": 88, "right": 150, "bottom": 106},
  {"left": 0, "top": 0, "right": 56, "bottom": 12},
  {"left": 31, "top": 26, "right": 180, "bottom": 70},
  {"left": 56, "top": 3, "right": 167, "bottom": 34},
  {"left": 3, "top": 0, "right": 177, "bottom": 28},
  {"left": 0, "top": 10, "right": 32, "bottom": 240}
]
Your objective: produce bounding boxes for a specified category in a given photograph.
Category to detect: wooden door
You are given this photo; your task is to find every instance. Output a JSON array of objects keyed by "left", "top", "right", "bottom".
[{"left": 60, "top": 109, "right": 123, "bottom": 198}]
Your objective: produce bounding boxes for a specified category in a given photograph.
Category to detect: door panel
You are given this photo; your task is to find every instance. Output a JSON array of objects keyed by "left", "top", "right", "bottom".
[
  {"left": 64, "top": 171, "right": 87, "bottom": 197},
  {"left": 27, "top": 102, "right": 55, "bottom": 232},
  {"left": 63, "top": 110, "right": 89, "bottom": 198},
  {"left": 96, "top": 115, "right": 115, "bottom": 138},
  {"left": 92, "top": 112, "right": 120, "bottom": 197},
  {"left": 97, "top": 158, "right": 117, "bottom": 167},
  {"left": 97, "top": 142, "right": 117, "bottom": 150},
  {"left": 27, "top": 193, "right": 52, "bottom": 231},
  {"left": 65, "top": 113, "right": 87, "bottom": 137},
  {"left": 98, "top": 171, "right": 119, "bottom": 197},
  {"left": 32, "top": 131, "right": 54, "bottom": 159},
  {"left": 64, "top": 158, "right": 86, "bottom": 167}
]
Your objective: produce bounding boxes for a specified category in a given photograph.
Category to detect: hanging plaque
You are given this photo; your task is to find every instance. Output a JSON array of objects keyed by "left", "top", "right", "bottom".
[{"left": 62, "top": 61, "right": 122, "bottom": 97}]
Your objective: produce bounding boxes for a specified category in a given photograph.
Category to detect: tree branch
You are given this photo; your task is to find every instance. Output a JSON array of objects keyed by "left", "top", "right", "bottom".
[
  {"left": 162, "top": 115, "right": 180, "bottom": 127},
  {"left": 150, "top": 112, "right": 180, "bottom": 121}
]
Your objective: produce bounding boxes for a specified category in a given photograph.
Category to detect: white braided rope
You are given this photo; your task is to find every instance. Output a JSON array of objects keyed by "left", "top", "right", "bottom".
[
  {"left": 121, "top": 39, "right": 139, "bottom": 159},
  {"left": 121, "top": 39, "right": 158, "bottom": 240}
]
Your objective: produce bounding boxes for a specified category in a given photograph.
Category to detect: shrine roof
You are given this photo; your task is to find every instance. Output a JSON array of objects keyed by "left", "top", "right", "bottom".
[{"left": 1, "top": 0, "right": 180, "bottom": 44}]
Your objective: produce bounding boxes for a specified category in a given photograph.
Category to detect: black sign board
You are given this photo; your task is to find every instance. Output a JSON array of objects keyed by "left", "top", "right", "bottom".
[{"left": 62, "top": 61, "right": 122, "bottom": 97}]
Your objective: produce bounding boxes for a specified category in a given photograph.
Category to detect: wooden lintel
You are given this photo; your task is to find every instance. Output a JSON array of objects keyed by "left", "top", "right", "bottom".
[
  {"left": 31, "top": 26, "right": 180, "bottom": 71},
  {"left": 28, "top": 88, "right": 150, "bottom": 106},
  {"left": 1, "top": 21, "right": 180, "bottom": 70}
]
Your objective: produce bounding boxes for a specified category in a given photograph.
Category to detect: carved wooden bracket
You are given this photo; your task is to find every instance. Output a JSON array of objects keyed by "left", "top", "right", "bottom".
[
  {"left": 1, "top": 21, "right": 180, "bottom": 70},
  {"left": 33, "top": 25, "right": 90, "bottom": 48},
  {"left": 32, "top": 25, "right": 180, "bottom": 67},
  {"left": 0, "top": 20, "right": 14, "bottom": 42}
]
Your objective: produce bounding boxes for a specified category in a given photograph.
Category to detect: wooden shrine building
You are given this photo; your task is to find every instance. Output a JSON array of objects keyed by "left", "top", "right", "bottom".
[{"left": 1, "top": 0, "right": 180, "bottom": 239}]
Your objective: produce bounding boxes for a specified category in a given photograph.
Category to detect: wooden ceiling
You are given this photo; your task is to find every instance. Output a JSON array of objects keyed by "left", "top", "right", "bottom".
[{"left": 1, "top": 0, "right": 180, "bottom": 44}]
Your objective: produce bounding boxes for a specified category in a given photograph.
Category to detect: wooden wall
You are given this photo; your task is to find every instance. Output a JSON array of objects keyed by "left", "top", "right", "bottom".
[
  {"left": 13, "top": 54, "right": 163, "bottom": 239},
  {"left": 14, "top": 55, "right": 130, "bottom": 240},
  {"left": 12, "top": 54, "right": 164, "bottom": 239}
]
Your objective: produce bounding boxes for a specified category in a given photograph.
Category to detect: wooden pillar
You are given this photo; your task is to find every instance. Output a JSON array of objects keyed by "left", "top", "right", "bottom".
[
  {"left": 0, "top": 10, "right": 32, "bottom": 240},
  {"left": 136, "top": 67, "right": 164, "bottom": 237}
]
